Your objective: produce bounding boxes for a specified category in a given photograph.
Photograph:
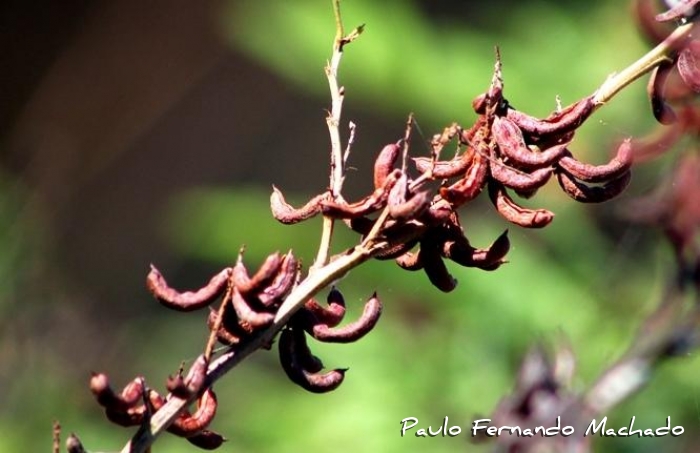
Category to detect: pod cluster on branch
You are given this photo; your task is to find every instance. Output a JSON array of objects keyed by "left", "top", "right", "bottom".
[{"left": 270, "top": 52, "right": 634, "bottom": 293}]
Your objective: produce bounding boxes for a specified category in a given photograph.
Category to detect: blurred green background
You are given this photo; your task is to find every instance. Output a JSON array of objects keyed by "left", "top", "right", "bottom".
[{"left": 0, "top": 0, "right": 697, "bottom": 451}]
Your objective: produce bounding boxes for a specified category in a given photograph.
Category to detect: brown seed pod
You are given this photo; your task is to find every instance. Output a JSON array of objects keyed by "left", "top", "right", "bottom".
[
  {"left": 439, "top": 147, "right": 489, "bottom": 205},
  {"left": 169, "top": 388, "right": 218, "bottom": 437},
  {"left": 678, "top": 40, "right": 700, "bottom": 92},
  {"left": 146, "top": 266, "right": 232, "bottom": 312},
  {"left": 373, "top": 143, "right": 401, "bottom": 189},
  {"left": 412, "top": 146, "right": 474, "bottom": 178},
  {"left": 104, "top": 404, "right": 147, "bottom": 427},
  {"left": 301, "top": 288, "right": 347, "bottom": 327},
  {"left": 421, "top": 241, "right": 457, "bottom": 292},
  {"left": 557, "top": 139, "right": 633, "bottom": 183},
  {"left": 321, "top": 170, "right": 402, "bottom": 218},
  {"left": 648, "top": 60, "right": 677, "bottom": 125},
  {"left": 66, "top": 433, "right": 87, "bottom": 453},
  {"left": 489, "top": 157, "right": 553, "bottom": 192},
  {"left": 309, "top": 293, "right": 382, "bottom": 343},
  {"left": 278, "top": 327, "right": 347, "bottom": 394},
  {"left": 186, "top": 430, "right": 227, "bottom": 450},
  {"left": 231, "top": 287, "right": 274, "bottom": 329},
  {"left": 488, "top": 180, "right": 554, "bottom": 228},
  {"left": 505, "top": 96, "right": 595, "bottom": 139},
  {"left": 443, "top": 229, "right": 510, "bottom": 270},
  {"left": 556, "top": 169, "right": 632, "bottom": 203},
  {"left": 492, "top": 116, "right": 569, "bottom": 169},
  {"left": 395, "top": 249, "right": 424, "bottom": 271},
  {"left": 655, "top": 0, "right": 700, "bottom": 22},
  {"left": 389, "top": 190, "right": 430, "bottom": 220},
  {"left": 90, "top": 373, "right": 144, "bottom": 412},
  {"left": 233, "top": 251, "right": 283, "bottom": 295},
  {"left": 373, "top": 238, "right": 419, "bottom": 261},
  {"left": 270, "top": 186, "right": 327, "bottom": 224},
  {"left": 182, "top": 354, "right": 209, "bottom": 396},
  {"left": 258, "top": 251, "right": 299, "bottom": 306}
]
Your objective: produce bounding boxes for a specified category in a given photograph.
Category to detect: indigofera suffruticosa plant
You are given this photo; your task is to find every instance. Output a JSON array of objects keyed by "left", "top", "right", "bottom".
[{"left": 57, "top": 1, "right": 700, "bottom": 452}]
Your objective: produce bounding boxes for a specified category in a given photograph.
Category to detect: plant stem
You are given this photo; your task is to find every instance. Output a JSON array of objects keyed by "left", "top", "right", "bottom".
[{"left": 593, "top": 22, "right": 693, "bottom": 105}]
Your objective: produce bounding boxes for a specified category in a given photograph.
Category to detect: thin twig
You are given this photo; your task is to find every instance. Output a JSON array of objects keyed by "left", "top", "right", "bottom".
[{"left": 593, "top": 22, "right": 694, "bottom": 105}]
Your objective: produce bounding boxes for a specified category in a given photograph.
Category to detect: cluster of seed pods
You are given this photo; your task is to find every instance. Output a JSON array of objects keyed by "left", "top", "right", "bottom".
[
  {"left": 271, "top": 53, "right": 635, "bottom": 293},
  {"left": 89, "top": 360, "right": 223, "bottom": 450},
  {"left": 90, "top": 248, "right": 386, "bottom": 448}
]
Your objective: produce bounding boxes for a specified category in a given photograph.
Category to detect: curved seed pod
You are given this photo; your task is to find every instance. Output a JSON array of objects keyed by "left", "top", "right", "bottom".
[
  {"left": 105, "top": 404, "right": 146, "bottom": 427},
  {"left": 166, "top": 373, "right": 189, "bottom": 399},
  {"left": 648, "top": 60, "right": 677, "bottom": 125},
  {"left": 231, "top": 287, "right": 274, "bottom": 329},
  {"left": 278, "top": 327, "right": 347, "bottom": 394},
  {"left": 233, "top": 252, "right": 282, "bottom": 295},
  {"left": 373, "top": 238, "right": 419, "bottom": 261},
  {"left": 490, "top": 158, "right": 553, "bottom": 192},
  {"left": 187, "top": 430, "right": 227, "bottom": 450},
  {"left": 439, "top": 147, "right": 488, "bottom": 205},
  {"left": 557, "top": 139, "right": 633, "bottom": 183},
  {"left": 389, "top": 190, "right": 430, "bottom": 220},
  {"left": 310, "top": 293, "right": 382, "bottom": 343},
  {"left": 443, "top": 230, "right": 510, "bottom": 269},
  {"left": 488, "top": 181, "right": 554, "bottom": 228},
  {"left": 373, "top": 143, "right": 401, "bottom": 189},
  {"left": 421, "top": 242, "right": 457, "bottom": 292},
  {"left": 321, "top": 170, "right": 401, "bottom": 218},
  {"left": 492, "top": 116, "right": 569, "bottom": 168},
  {"left": 412, "top": 148, "right": 474, "bottom": 178},
  {"left": 258, "top": 251, "right": 298, "bottom": 306},
  {"left": 90, "top": 374, "right": 144, "bottom": 412},
  {"left": 183, "top": 354, "right": 209, "bottom": 396},
  {"left": 270, "top": 186, "right": 326, "bottom": 224},
  {"left": 506, "top": 96, "right": 595, "bottom": 139},
  {"left": 169, "top": 388, "right": 218, "bottom": 437},
  {"left": 395, "top": 249, "right": 424, "bottom": 271},
  {"left": 207, "top": 309, "right": 241, "bottom": 346},
  {"left": 556, "top": 169, "right": 632, "bottom": 203},
  {"left": 302, "top": 288, "right": 346, "bottom": 327},
  {"left": 147, "top": 266, "right": 231, "bottom": 312}
]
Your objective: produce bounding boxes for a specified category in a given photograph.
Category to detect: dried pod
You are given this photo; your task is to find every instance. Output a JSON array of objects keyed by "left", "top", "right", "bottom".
[
  {"left": 270, "top": 186, "right": 326, "bottom": 224},
  {"left": 443, "top": 230, "right": 510, "bottom": 270},
  {"left": 302, "top": 288, "right": 347, "bottom": 327},
  {"left": 488, "top": 181, "right": 554, "bottom": 228},
  {"left": 505, "top": 96, "right": 595, "bottom": 139},
  {"left": 648, "top": 60, "right": 677, "bottom": 124},
  {"left": 439, "top": 147, "right": 489, "bottom": 205},
  {"left": 233, "top": 251, "right": 283, "bottom": 295},
  {"left": 395, "top": 249, "right": 424, "bottom": 271},
  {"left": 373, "top": 238, "right": 419, "bottom": 261},
  {"left": 390, "top": 190, "right": 430, "bottom": 220},
  {"left": 556, "top": 169, "right": 632, "bottom": 203},
  {"left": 182, "top": 354, "right": 209, "bottom": 396},
  {"left": 492, "top": 116, "right": 569, "bottom": 168},
  {"left": 412, "top": 147, "right": 474, "bottom": 179},
  {"left": 373, "top": 143, "right": 401, "bottom": 189},
  {"left": 258, "top": 251, "right": 299, "bottom": 306},
  {"left": 421, "top": 241, "right": 457, "bottom": 292},
  {"left": 310, "top": 293, "right": 382, "bottom": 343},
  {"left": 186, "top": 430, "right": 227, "bottom": 450},
  {"left": 278, "top": 327, "right": 347, "bottom": 394},
  {"left": 231, "top": 287, "right": 275, "bottom": 329},
  {"left": 90, "top": 374, "right": 144, "bottom": 412},
  {"left": 321, "top": 170, "right": 402, "bottom": 218},
  {"left": 557, "top": 139, "right": 633, "bottom": 183},
  {"left": 147, "top": 266, "right": 231, "bottom": 312},
  {"left": 104, "top": 403, "right": 147, "bottom": 427},
  {"left": 170, "top": 388, "right": 218, "bottom": 437},
  {"left": 489, "top": 158, "right": 553, "bottom": 192}
]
